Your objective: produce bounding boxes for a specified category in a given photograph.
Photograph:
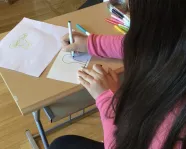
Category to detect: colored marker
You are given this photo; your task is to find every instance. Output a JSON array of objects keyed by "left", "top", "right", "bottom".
[
  {"left": 110, "top": 18, "right": 123, "bottom": 25},
  {"left": 111, "top": 11, "right": 130, "bottom": 26},
  {"left": 108, "top": 3, "right": 130, "bottom": 23},
  {"left": 68, "top": 21, "right": 74, "bottom": 57},
  {"left": 111, "top": 14, "right": 124, "bottom": 24},
  {"left": 105, "top": 18, "right": 129, "bottom": 30},
  {"left": 118, "top": 24, "right": 129, "bottom": 29},
  {"left": 108, "top": 3, "right": 130, "bottom": 27},
  {"left": 106, "top": 18, "right": 120, "bottom": 24},
  {"left": 114, "top": 25, "right": 125, "bottom": 34},
  {"left": 118, "top": 24, "right": 129, "bottom": 32},
  {"left": 76, "top": 24, "right": 91, "bottom": 36},
  {"left": 105, "top": 18, "right": 119, "bottom": 25},
  {"left": 112, "top": 9, "right": 123, "bottom": 19},
  {"left": 109, "top": 13, "right": 130, "bottom": 27}
]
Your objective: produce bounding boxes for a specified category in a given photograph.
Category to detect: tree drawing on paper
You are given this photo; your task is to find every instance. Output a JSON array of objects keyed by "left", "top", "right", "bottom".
[
  {"left": 10, "top": 33, "right": 31, "bottom": 49},
  {"left": 62, "top": 54, "right": 90, "bottom": 67}
]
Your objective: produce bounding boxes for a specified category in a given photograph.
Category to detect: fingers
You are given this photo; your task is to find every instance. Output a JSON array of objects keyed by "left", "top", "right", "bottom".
[
  {"left": 92, "top": 64, "right": 107, "bottom": 75},
  {"left": 80, "top": 65, "right": 118, "bottom": 83},
  {"left": 78, "top": 70, "right": 94, "bottom": 83},
  {"left": 81, "top": 67, "right": 100, "bottom": 79},
  {"left": 81, "top": 64, "right": 107, "bottom": 80},
  {"left": 61, "top": 32, "right": 84, "bottom": 46},
  {"left": 62, "top": 44, "right": 77, "bottom": 52},
  {"left": 108, "top": 68, "right": 118, "bottom": 82},
  {"left": 61, "top": 33, "right": 70, "bottom": 46},
  {"left": 78, "top": 76, "right": 90, "bottom": 90},
  {"left": 61, "top": 32, "right": 88, "bottom": 53}
]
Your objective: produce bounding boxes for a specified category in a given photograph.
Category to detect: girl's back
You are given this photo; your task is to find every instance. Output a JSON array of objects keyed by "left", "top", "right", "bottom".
[{"left": 114, "top": 0, "right": 186, "bottom": 149}]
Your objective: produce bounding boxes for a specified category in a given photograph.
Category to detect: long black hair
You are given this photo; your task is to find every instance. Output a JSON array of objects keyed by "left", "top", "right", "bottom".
[{"left": 113, "top": 0, "right": 186, "bottom": 149}]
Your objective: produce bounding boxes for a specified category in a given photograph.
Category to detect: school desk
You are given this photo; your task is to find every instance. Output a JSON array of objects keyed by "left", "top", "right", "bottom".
[{"left": 0, "top": 2, "right": 124, "bottom": 149}]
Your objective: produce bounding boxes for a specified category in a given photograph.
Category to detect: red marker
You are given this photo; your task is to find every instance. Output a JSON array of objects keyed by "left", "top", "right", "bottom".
[
  {"left": 105, "top": 18, "right": 119, "bottom": 25},
  {"left": 110, "top": 18, "right": 124, "bottom": 25}
]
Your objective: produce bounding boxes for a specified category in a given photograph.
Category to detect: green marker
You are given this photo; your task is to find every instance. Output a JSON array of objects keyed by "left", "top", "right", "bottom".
[{"left": 118, "top": 24, "right": 129, "bottom": 32}]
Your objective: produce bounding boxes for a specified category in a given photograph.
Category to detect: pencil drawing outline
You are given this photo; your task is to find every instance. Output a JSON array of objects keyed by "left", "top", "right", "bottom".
[
  {"left": 62, "top": 54, "right": 89, "bottom": 67},
  {"left": 9, "top": 33, "right": 31, "bottom": 49}
]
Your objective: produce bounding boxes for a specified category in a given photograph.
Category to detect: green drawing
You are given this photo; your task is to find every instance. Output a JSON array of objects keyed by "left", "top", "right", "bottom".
[{"left": 10, "top": 33, "right": 31, "bottom": 49}]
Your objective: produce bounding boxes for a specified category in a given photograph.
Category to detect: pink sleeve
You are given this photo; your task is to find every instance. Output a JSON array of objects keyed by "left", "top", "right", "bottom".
[
  {"left": 96, "top": 91, "right": 184, "bottom": 149},
  {"left": 149, "top": 104, "right": 183, "bottom": 149},
  {"left": 87, "top": 34, "right": 124, "bottom": 59},
  {"left": 96, "top": 90, "right": 185, "bottom": 149},
  {"left": 96, "top": 90, "right": 116, "bottom": 149}
]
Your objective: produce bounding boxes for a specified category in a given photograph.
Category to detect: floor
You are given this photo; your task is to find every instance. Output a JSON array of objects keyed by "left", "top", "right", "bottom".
[
  {"left": 0, "top": 0, "right": 86, "bottom": 33},
  {"left": 0, "top": 0, "right": 103, "bottom": 149},
  {"left": 0, "top": 79, "right": 103, "bottom": 149}
]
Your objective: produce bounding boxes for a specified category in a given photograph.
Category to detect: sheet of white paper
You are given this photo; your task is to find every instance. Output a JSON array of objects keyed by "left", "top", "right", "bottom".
[
  {"left": 47, "top": 51, "right": 91, "bottom": 84},
  {"left": 0, "top": 18, "right": 69, "bottom": 77}
]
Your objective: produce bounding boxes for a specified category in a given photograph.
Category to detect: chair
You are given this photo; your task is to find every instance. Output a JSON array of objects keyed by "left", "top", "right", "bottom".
[{"left": 79, "top": 0, "right": 103, "bottom": 9}]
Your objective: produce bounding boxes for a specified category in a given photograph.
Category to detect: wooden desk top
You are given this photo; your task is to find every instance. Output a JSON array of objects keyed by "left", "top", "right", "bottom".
[{"left": 0, "top": 3, "right": 124, "bottom": 115}]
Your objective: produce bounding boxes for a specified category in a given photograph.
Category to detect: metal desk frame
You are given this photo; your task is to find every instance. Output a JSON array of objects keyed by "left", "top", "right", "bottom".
[{"left": 26, "top": 106, "right": 97, "bottom": 149}]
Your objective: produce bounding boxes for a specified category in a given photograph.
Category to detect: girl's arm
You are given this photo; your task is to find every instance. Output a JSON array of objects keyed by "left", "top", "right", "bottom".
[
  {"left": 88, "top": 34, "right": 124, "bottom": 59},
  {"left": 96, "top": 90, "right": 116, "bottom": 149}
]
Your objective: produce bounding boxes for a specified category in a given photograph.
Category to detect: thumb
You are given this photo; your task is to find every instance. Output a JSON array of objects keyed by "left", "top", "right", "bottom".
[
  {"left": 108, "top": 68, "right": 118, "bottom": 82},
  {"left": 61, "top": 43, "right": 77, "bottom": 52}
]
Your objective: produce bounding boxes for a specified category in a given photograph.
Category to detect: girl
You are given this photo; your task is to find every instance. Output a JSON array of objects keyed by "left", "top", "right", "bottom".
[{"left": 50, "top": 0, "right": 186, "bottom": 149}]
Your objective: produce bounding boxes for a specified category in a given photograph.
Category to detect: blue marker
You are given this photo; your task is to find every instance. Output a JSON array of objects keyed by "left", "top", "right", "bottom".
[{"left": 76, "top": 24, "right": 91, "bottom": 36}]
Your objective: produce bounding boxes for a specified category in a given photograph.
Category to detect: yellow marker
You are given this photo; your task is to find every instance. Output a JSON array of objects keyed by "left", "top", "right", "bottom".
[{"left": 114, "top": 25, "right": 125, "bottom": 34}]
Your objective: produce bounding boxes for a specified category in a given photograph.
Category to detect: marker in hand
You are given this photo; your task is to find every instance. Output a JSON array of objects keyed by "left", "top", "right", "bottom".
[
  {"left": 68, "top": 21, "right": 74, "bottom": 57},
  {"left": 76, "top": 24, "right": 91, "bottom": 36}
]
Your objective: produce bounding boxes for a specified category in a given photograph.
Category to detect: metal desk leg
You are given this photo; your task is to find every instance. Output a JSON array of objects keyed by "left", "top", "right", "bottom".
[
  {"left": 26, "top": 106, "right": 97, "bottom": 149},
  {"left": 26, "top": 130, "right": 39, "bottom": 149},
  {"left": 33, "top": 110, "right": 49, "bottom": 149}
]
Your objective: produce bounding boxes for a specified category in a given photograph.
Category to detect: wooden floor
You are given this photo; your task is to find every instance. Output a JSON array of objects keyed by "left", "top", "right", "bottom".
[
  {"left": 0, "top": 0, "right": 103, "bottom": 149},
  {"left": 0, "top": 0, "right": 86, "bottom": 33},
  {"left": 0, "top": 77, "right": 103, "bottom": 149}
]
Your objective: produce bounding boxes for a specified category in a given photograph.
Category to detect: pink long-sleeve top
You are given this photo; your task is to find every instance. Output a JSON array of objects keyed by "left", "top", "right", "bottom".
[{"left": 87, "top": 34, "right": 183, "bottom": 149}]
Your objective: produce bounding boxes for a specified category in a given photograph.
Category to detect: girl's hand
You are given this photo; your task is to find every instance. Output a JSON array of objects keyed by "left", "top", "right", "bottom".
[
  {"left": 78, "top": 64, "right": 120, "bottom": 100},
  {"left": 61, "top": 32, "right": 88, "bottom": 53}
]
